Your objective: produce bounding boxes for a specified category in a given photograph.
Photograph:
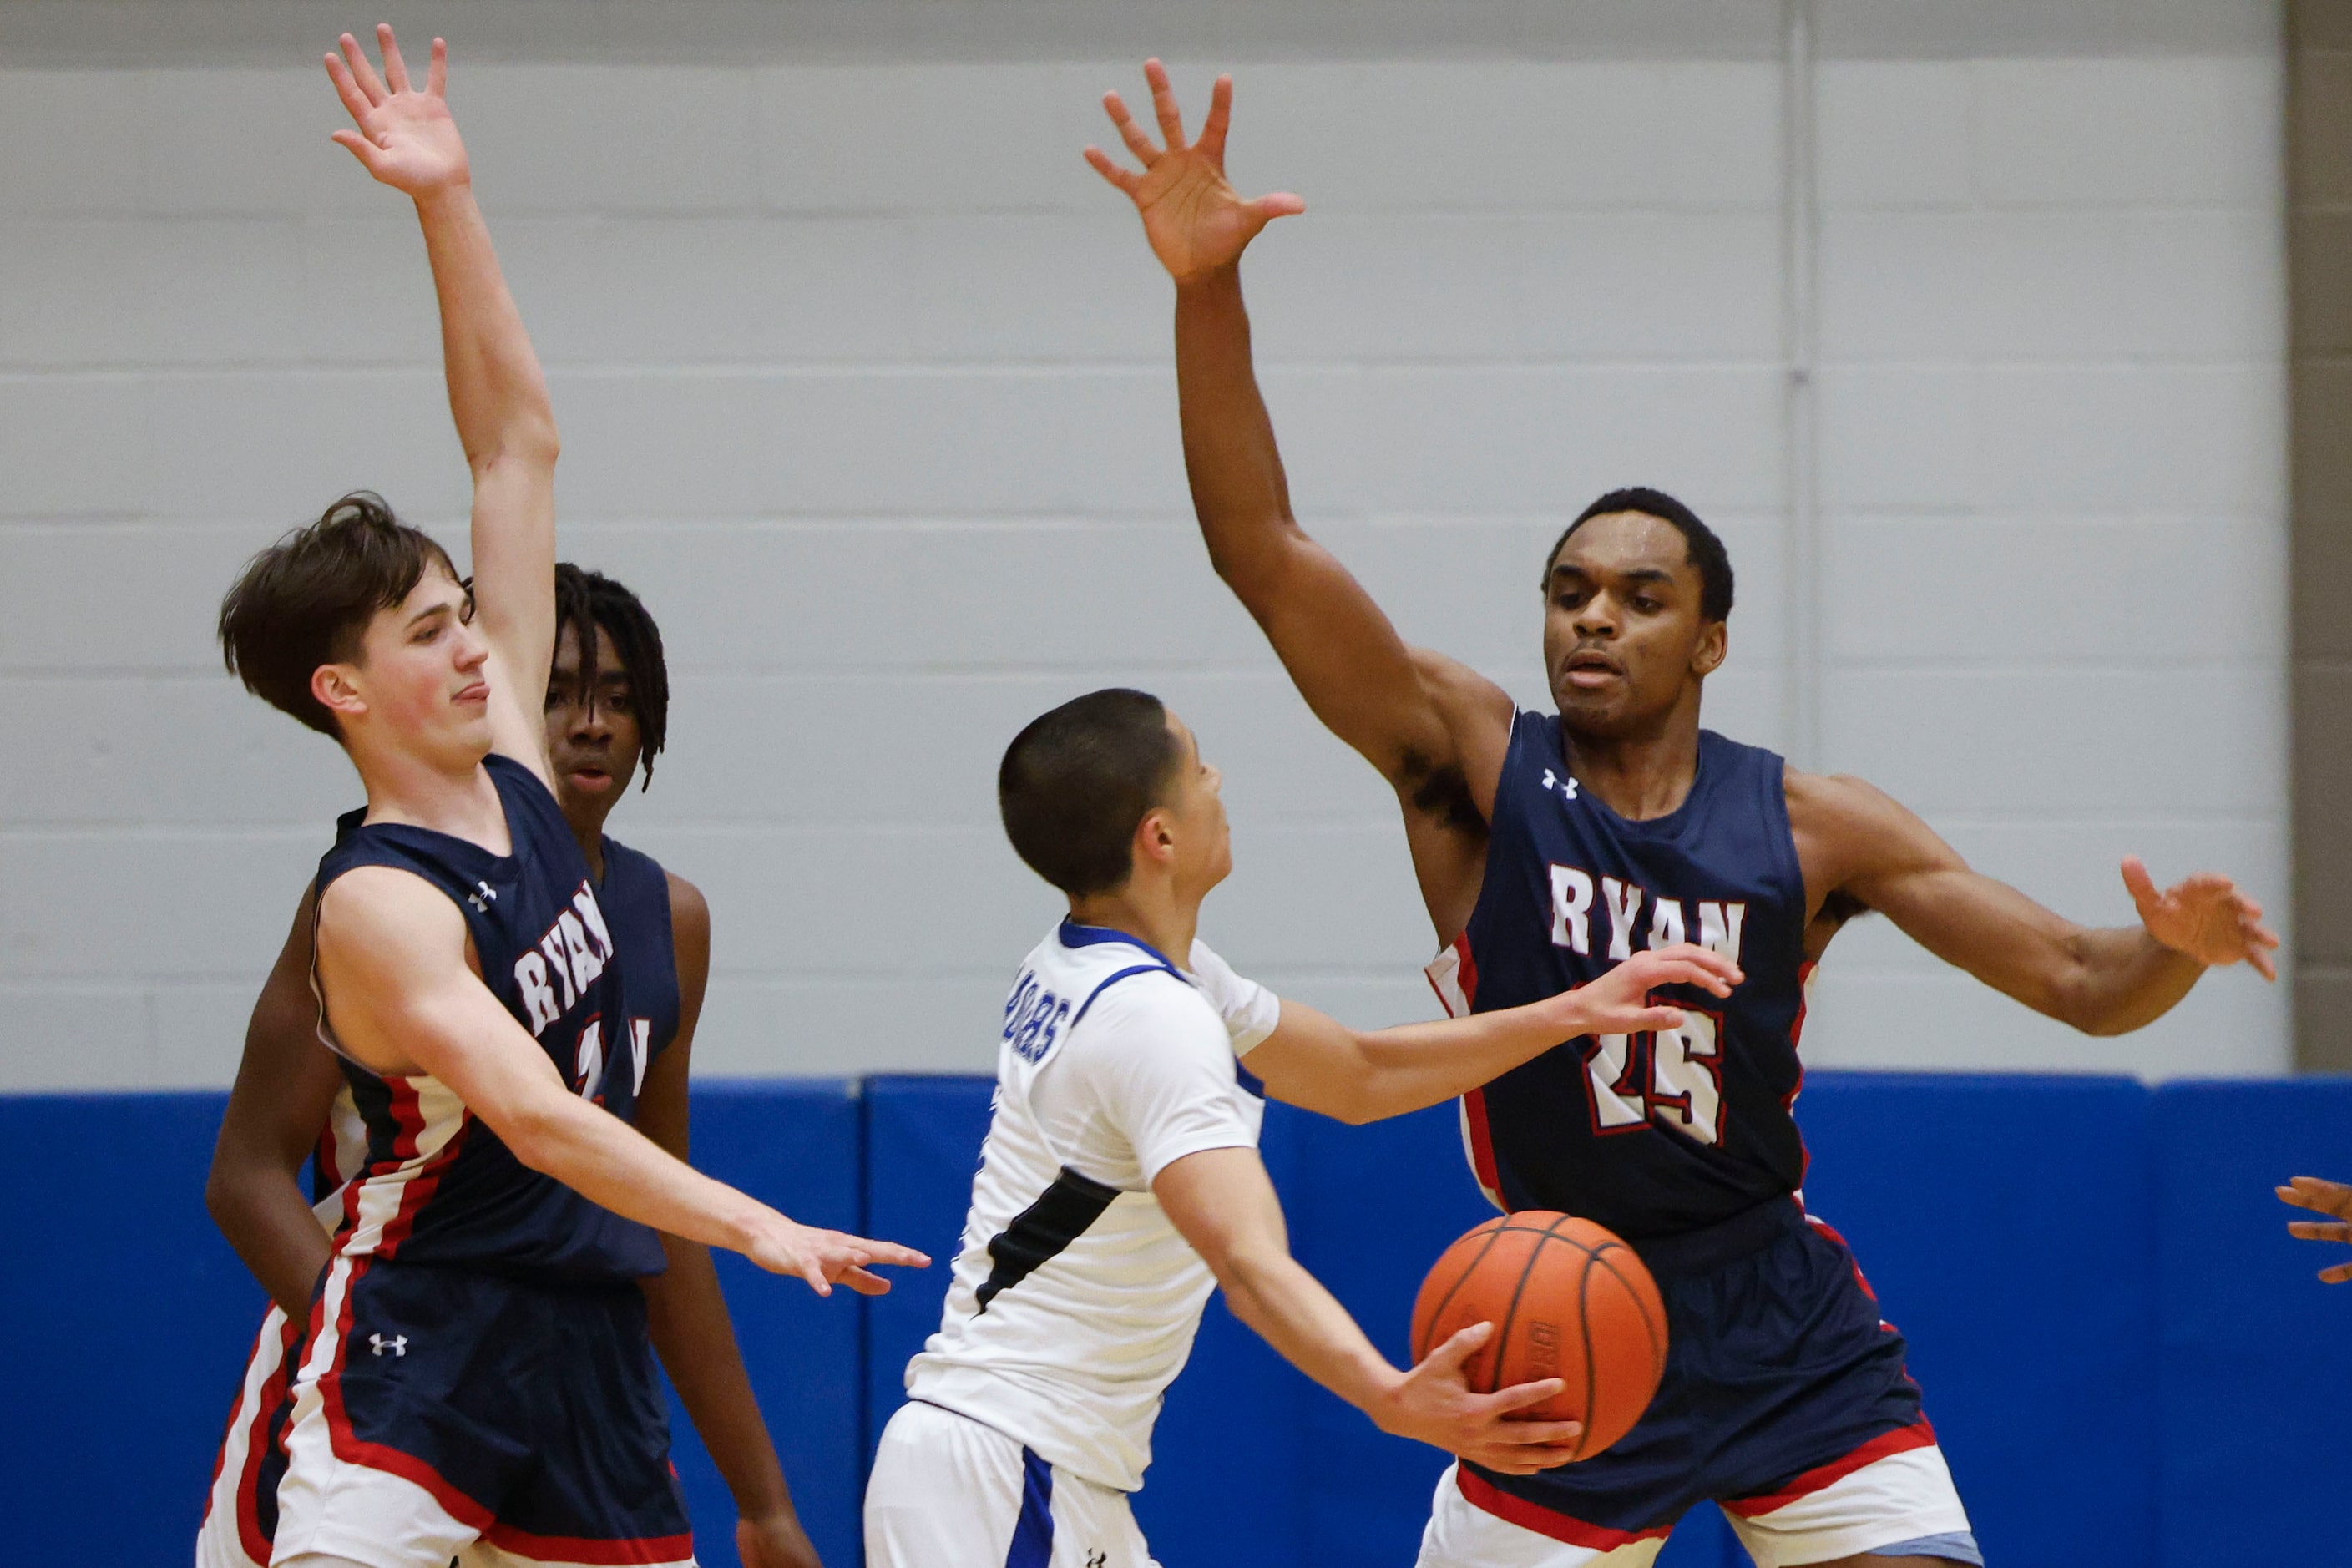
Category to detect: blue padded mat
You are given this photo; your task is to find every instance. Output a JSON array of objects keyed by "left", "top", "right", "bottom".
[
  {"left": 860, "top": 1074, "right": 996, "bottom": 1465},
  {"left": 2151, "top": 1077, "right": 2352, "bottom": 1568},
  {"left": 0, "top": 1091, "right": 263, "bottom": 1565},
  {"left": 1796, "top": 1071, "right": 2157, "bottom": 1568},
  {"left": 660, "top": 1079, "right": 865, "bottom": 1568}
]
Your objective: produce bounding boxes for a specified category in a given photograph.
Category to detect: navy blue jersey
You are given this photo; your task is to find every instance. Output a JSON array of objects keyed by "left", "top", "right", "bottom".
[
  {"left": 311, "top": 753, "right": 668, "bottom": 1282},
  {"left": 598, "top": 833, "right": 681, "bottom": 1066},
  {"left": 1429, "top": 714, "right": 1812, "bottom": 1241}
]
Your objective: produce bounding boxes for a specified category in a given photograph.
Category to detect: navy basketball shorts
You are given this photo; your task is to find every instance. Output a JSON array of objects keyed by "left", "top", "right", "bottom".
[
  {"left": 1418, "top": 1200, "right": 1980, "bottom": 1568},
  {"left": 270, "top": 1256, "right": 695, "bottom": 1568}
]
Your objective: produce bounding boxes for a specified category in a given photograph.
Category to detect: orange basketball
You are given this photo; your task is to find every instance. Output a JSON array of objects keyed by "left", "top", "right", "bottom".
[{"left": 1409, "top": 1211, "right": 1668, "bottom": 1461}]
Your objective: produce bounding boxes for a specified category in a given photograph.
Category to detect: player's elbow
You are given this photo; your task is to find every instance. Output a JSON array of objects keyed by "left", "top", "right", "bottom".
[
  {"left": 483, "top": 1092, "right": 576, "bottom": 1176},
  {"left": 469, "top": 411, "right": 560, "bottom": 478}
]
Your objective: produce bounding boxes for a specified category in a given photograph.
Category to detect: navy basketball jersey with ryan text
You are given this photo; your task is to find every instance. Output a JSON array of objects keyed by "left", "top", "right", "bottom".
[
  {"left": 311, "top": 751, "right": 665, "bottom": 1282},
  {"left": 1429, "top": 713, "right": 1812, "bottom": 1241}
]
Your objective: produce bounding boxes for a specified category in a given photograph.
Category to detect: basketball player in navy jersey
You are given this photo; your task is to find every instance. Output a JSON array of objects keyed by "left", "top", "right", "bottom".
[
  {"left": 200, "top": 566, "right": 826, "bottom": 1568},
  {"left": 213, "top": 29, "right": 920, "bottom": 1568},
  {"left": 1090, "top": 63, "right": 2281, "bottom": 1568}
]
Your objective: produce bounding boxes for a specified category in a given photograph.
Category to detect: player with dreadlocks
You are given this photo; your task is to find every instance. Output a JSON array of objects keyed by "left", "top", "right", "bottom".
[{"left": 200, "top": 554, "right": 832, "bottom": 1568}]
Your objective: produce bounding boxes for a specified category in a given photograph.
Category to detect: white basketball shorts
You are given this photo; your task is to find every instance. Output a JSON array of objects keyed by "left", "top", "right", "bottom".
[
  {"left": 865, "top": 1399, "right": 1159, "bottom": 1568},
  {"left": 1417, "top": 1441, "right": 1980, "bottom": 1568}
]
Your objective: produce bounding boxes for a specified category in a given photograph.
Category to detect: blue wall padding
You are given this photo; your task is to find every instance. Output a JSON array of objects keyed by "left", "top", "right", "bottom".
[
  {"left": 858, "top": 1074, "right": 997, "bottom": 1468},
  {"left": 1795, "top": 1072, "right": 2159, "bottom": 1568},
  {"left": 0, "top": 1092, "right": 268, "bottom": 1566},
  {"left": 7, "top": 1072, "right": 2351, "bottom": 1567},
  {"left": 2151, "top": 1078, "right": 2352, "bottom": 1568},
  {"left": 660, "top": 1080, "right": 866, "bottom": 1568}
]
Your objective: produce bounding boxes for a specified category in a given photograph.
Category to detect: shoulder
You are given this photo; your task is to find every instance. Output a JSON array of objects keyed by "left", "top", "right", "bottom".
[
  {"left": 1072, "top": 968, "right": 1226, "bottom": 1054},
  {"left": 316, "top": 863, "right": 464, "bottom": 956},
  {"left": 1783, "top": 768, "right": 1962, "bottom": 881},
  {"left": 664, "top": 869, "right": 711, "bottom": 958}
]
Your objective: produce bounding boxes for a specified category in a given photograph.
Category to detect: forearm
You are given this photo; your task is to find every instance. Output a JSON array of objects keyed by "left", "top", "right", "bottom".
[
  {"left": 1175, "top": 266, "right": 1297, "bottom": 579},
  {"left": 642, "top": 1237, "right": 795, "bottom": 1518},
  {"left": 206, "top": 1166, "right": 335, "bottom": 1318},
  {"left": 412, "top": 185, "right": 556, "bottom": 469},
  {"left": 2053, "top": 926, "right": 2205, "bottom": 1035},
  {"left": 512, "top": 1098, "right": 771, "bottom": 1254},
  {"left": 1215, "top": 1248, "right": 1399, "bottom": 1419}
]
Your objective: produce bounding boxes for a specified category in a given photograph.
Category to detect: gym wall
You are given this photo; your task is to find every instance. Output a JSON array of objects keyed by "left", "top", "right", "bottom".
[{"left": 0, "top": 0, "right": 2290, "bottom": 1089}]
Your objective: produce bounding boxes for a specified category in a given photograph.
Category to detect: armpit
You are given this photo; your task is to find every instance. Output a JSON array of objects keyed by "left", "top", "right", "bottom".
[{"left": 1399, "top": 747, "right": 1484, "bottom": 833}]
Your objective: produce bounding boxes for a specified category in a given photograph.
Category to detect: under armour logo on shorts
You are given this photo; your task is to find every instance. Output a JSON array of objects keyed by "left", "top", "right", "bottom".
[{"left": 370, "top": 1333, "right": 408, "bottom": 1358}]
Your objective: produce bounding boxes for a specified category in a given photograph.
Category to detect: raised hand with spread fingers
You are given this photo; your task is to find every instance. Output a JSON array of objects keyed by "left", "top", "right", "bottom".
[{"left": 1085, "top": 59, "right": 1304, "bottom": 286}]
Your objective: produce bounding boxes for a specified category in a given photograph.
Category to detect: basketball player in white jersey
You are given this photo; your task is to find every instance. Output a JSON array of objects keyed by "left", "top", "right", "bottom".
[{"left": 864, "top": 689, "right": 1742, "bottom": 1567}]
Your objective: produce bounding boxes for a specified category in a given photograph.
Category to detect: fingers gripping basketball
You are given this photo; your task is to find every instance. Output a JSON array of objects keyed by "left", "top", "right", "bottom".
[{"left": 1411, "top": 1212, "right": 1667, "bottom": 1462}]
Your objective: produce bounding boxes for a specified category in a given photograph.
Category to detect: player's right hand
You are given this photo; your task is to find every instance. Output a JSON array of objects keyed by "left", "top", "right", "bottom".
[
  {"left": 324, "top": 24, "right": 470, "bottom": 197},
  {"left": 2278, "top": 1176, "right": 2352, "bottom": 1283},
  {"left": 1541, "top": 942, "right": 1743, "bottom": 1040},
  {"left": 742, "top": 1213, "right": 930, "bottom": 1297},
  {"left": 1083, "top": 60, "right": 1305, "bottom": 285},
  {"left": 1373, "top": 1320, "right": 1585, "bottom": 1475}
]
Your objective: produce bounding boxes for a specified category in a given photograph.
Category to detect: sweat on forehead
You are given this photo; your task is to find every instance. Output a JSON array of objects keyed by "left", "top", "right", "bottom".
[{"left": 1544, "top": 485, "right": 1736, "bottom": 625}]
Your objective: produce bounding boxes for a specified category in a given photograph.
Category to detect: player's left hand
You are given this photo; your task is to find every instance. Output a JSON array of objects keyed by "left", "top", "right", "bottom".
[
  {"left": 1540, "top": 942, "right": 1743, "bottom": 1039},
  {"left": 2123, "top": 857, "right": 2279, "bottom": 981},
  {"left": 324, "top": 24, "right": 470, "bottom": 197},
  {"left": 2277, "top": 1176, "right": 2352, "bottom": 1283},
  {"left": 737, "top": 1507, "right": 822, "bottom": 1568}
]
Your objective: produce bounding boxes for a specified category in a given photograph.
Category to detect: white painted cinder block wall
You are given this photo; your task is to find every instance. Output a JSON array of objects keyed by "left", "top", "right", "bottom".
[{"left": 0, "top": 2, "right": 2289, "bottom": 1088}]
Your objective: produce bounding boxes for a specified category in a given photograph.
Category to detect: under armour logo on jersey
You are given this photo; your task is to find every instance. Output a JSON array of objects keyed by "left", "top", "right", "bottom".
[
  {"left": 467, "top": 879, "right": 497, "bottom": 913},
  {"left": 1541, "top": 767, "right": 1581, "bottom": 802},
  {"left": 369, "top": 1333, "right": 407, "bottom": 1358}
]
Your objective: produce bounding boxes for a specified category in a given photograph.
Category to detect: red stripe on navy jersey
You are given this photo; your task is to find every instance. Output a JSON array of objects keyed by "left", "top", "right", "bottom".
[
  {"left": 1720, "top": 1420, "right": 1939, "bottom": 1517},
  {"left": 1456, "top": 1467, "right": 1672, "bottom": 1550},
  {"left": 480, "top": 1521, "right": 696, "bottom": 1565},
  {"left": 377, "top": 1110, "right": 473, "bottom": 1257}
]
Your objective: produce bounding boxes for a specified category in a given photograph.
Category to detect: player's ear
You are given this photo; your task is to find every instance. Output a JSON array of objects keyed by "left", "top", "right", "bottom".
[
  {"left": 311, "top": 662, "right": 368, "bottom": 723},
  {"left": 1133, "top": 805, "right": 1178, "bottom": 870},
  {"left": 1692, "top": 620, "right": 1727, "bottom": 679}
]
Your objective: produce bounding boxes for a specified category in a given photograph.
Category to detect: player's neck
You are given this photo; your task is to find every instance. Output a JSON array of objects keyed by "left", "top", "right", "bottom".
[
  {"left": 1066, "top": 878, "right": 1198, "bottom": 968},
  {"left": 351, "top": 739, "right": 510, "bottom": 852},
  {"left": 1560, "top": 709, "right": 1703, "bottom": 822}
]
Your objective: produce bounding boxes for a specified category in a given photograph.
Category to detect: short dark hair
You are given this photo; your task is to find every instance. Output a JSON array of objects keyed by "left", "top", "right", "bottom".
[
  {"left": 1544, "top": 486, "right": 1735, "bottom": 624},
  {"left": 553, "top": 564, "right": 670, "bottom": 790},
  {"left": 216, "top": 492, "right": 459, "bottom": 737},
  {"left": 999, "top": 689, "right": 1183, "bottom": 897}
]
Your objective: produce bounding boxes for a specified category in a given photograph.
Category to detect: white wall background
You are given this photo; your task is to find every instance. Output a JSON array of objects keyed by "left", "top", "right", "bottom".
[{"left": 0, "top": 1, "right": 2289, "bottom": 1089}]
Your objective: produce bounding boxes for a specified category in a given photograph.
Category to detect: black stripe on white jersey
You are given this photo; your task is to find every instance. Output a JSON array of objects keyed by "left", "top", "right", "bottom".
[{"left": 974, "top": 1166, "right": 1121, "bottom": 1314}]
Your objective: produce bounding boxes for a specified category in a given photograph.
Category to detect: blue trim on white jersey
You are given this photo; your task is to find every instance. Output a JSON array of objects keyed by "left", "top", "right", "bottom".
[
  {"left": 1070, "top": 962, "right": 1186, "bottom": 1030},
  {"left": 1056, "top": 918, "right": 1179, "bottom": 971}
]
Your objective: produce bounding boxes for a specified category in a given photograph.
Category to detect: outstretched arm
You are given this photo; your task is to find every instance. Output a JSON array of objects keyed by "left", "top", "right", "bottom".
[
  {"left": 326, "top": 26, "right": 559, "bottom": 778},
  {"left": 206, "top": 883, "right": 348, "bottom": 1318},
  {"left": 1793, "top": 771, "right": 2279, "bottom": 1037},
  {"left": 1248, "top": 943, "right": 1742, "bottom": 1124},
  {"left": 1088, "top": 64, "right": 1513, "bottom": 896},
  {"left": 1155, "top": 1146, "right": 1579, "bottom": 1474},
  {"left": 634, "top": 878, "right": 822, "bottom": 1568},
  {"left": 316, "top": 867, "right": 928, "bottom": 1295}
]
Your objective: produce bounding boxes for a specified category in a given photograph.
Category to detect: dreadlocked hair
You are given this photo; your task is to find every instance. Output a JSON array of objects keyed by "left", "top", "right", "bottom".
[{"left": 553, "top": 563, "right": 670, "bottom": 789}]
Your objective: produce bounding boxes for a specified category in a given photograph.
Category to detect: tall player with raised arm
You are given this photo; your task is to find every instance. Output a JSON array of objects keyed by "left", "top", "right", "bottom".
[
  {"left": 1089, "top": 62, "right": 2280, "bottom": 1568},
  {"left": 215, "top": 30, "right": 921, "bottom": 1568}
]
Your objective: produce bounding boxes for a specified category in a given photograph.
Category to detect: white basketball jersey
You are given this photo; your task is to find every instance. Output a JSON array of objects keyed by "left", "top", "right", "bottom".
[{"left": 903, "top": 919, "right": 1279, "bottom": 1493}]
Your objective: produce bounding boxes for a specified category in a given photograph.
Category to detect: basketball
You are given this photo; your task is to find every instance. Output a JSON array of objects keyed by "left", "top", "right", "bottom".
[{"left": 1410, "top": 1211, "right": 1668, "bottom": 1461}]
